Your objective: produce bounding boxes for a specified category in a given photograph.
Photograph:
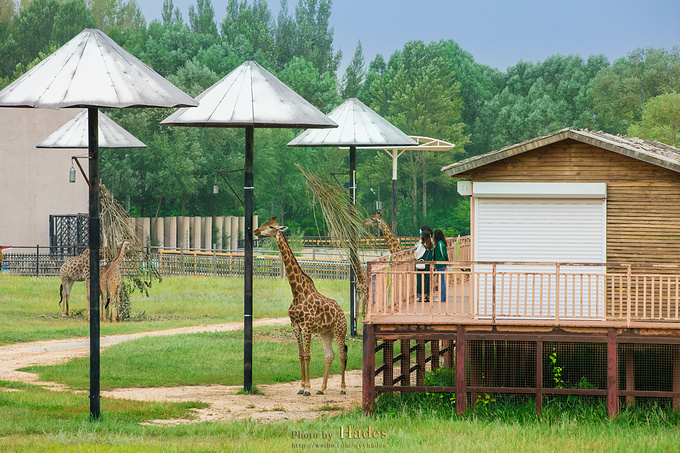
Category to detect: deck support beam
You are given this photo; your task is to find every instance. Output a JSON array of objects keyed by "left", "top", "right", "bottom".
[
  {"left": 536, "top": 340, "right": 543, "bottom": 416},
  {"left": 625, "top": 346, "right": 635, "bottom": 407},
  {"left": 673, "top": 345, "right": 680, "bottom": 410},
  {"left": 607, "top": 328, "right": 619, "bottom": 418},
  {"left": 363, "top": 324, "right": 376, "bottom": 416},
  {"left": 456, "top": 325, "right": 467, "bottom": 414}
]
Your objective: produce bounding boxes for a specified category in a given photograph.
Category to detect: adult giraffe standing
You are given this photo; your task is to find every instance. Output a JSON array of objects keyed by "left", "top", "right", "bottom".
[
  {"left": 59, "top": 248, "right": 91, "bottom": 318},
  {"left": 100, "top": 240, "right": 130, "bottom": 322},
  {"left": 255, "top": 217, "right": 347, "bottom": 396}
]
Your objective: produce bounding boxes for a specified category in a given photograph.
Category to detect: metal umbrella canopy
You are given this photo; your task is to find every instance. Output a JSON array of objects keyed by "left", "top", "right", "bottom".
[
  {"left": 37, "top": 109, "right": 146, "bottom": 149},
  {"left": 0, "top": 28, "right": 197, "bottom": 420},
  {"left": 288, "top": 98, "right": 416, "bottom": 335},
  {"left": 161, "top": 60, "right": 337, "bottom": 392}
]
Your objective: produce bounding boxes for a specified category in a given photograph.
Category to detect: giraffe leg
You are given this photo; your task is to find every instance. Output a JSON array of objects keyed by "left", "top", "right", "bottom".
[
  {"left": 62, "top": 278, "right": 73, "bottom": 317},
  {"left": 114, "top": 284, "right": 121, "bottom": 322},
  {"left": 291, "top": 322, "right": 306, "bottom": 394},
  {"left": 85, "top": 279, "right": 90, "bottom": 321},
  {"left": 317, "top": 331, "right": 335, "bottom": 395},
  {"left": 336, "top": 322, "right": 347, "bottom": 394},
  {"left": 302, "top": 329, "right": 312, "bottom": 396}
]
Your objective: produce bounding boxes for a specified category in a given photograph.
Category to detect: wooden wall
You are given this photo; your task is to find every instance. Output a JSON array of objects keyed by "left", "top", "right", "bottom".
[{"left": 461, "top": 139, "right": 680, "bottom": 266}]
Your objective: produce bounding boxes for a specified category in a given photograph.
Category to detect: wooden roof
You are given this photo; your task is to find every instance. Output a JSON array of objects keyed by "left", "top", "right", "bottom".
[{"left": 442, "top": 128, "right": 680, "bottom": 177}]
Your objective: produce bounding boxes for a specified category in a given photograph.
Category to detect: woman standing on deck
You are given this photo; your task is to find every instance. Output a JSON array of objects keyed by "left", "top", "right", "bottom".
[
  {"left": 433, "top": 229, "right": 449, "bottom": 302},
  {"left": 415, "top": 229, "right": 433, "bottom": 302}
]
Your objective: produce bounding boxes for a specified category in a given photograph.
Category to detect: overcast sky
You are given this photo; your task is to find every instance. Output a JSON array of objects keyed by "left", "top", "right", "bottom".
[{"left": 136, "top": 0, "right": 680, "bottom": 73}]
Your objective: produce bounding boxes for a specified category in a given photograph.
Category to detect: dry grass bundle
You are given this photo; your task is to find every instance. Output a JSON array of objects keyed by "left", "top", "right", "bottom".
[
  {"left": 295, "top": 164, "right": 376, "bottom": 318},
  {"left": 99, "top": 184, "right": 161, "bottom": 319}
]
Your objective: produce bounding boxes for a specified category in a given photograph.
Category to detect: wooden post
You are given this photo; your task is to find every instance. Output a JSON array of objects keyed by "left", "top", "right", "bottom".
[
  {"left": 607, "top": 329, "right": 618, "bottom": 418},
  {"left": 626, "top": 346, "right": 635, "bottom": 407},
  {"left": 362, "top": 324, "right": 376, "bottom": 416},
  {"left": 383, "top": 340, "right": 394, "bottom": 387},
  {"left": 673, "top": 345, "right": 680, "bottom": 411},
  {"left": 444, "top": 340, "right": 455, "bottom": 369},
  {"left": 431, "top": 340, "right": 440, "bottom": 370},
  {"left": 456, "top": 326, "right": 467, "bottom": 414},
  {"left": 416, "top": 340, "right": 426, "bottom": 386},
  {"left": 401, "top": 340, "right": 410, "bottom": 388},
  {"left": 536, "top": 340, "right": 543, "bottom": 417}
]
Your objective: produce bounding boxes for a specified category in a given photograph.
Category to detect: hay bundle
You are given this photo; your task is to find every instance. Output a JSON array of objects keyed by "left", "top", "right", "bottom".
[
  {"left": 295, "top": 164, "right": 376, "bottom": 318},
  {"left": 99, "top": 184, "right": 161, "bottom": 319}
]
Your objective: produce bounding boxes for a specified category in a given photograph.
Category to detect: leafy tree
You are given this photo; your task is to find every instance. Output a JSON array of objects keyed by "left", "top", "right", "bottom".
[
  {"left": 628, "top": 92, "right": 680, "bottom": 147},
  {"left": 161, "top": 0, "right": 182, "bottom": 25},
  {"left": 221, "top": 0, "right": 274, "bottom": 59},
  {"left": 341, "top": 40, "right": 364, "bottom": 99},
  {"left": 188, "top": 0, "right": 217, "bottom": 36},
  {"left": 591, "top": 47, "right": 680, "bottom": 134},
  {"left": 294, "top": 0, "right": 340, "bottom": 76},
  {"left": 273, "top": 0, "right": 295, "bottom": 70},
  {"left": 279, "top": 56, "right": 340, "bottom": 112}
]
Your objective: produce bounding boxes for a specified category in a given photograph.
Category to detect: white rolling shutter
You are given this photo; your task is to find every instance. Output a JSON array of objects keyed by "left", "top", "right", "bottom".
[{"left": 473, "top": 183, "right": 606, "bottom": 319}]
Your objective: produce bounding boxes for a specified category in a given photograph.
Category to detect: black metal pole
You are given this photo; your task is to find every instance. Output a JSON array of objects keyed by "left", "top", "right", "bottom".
[
  {"left": 349, "top": 145, "right": 357, "bottom": 336},
  {"left": 87, "top": 107, "right": 101, "bottom": 420},
  {"left": 244, "top": 125, "right": 254, "bottom": 391}
]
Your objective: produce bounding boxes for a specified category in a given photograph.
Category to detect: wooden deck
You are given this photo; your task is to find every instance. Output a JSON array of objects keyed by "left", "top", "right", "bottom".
[{"left": 362, "top": 240, "right": 680, "bottom": 417}]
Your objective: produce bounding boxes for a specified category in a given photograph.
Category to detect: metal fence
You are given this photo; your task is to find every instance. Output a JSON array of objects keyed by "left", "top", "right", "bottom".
[{"left": 0, "top": 245, "right": 378, "bottom": 280}]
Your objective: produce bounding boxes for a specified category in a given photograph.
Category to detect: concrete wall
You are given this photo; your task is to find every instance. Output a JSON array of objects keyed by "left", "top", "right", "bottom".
[{"left": 0, "top": 109, "right": 86, "bottom": 247}]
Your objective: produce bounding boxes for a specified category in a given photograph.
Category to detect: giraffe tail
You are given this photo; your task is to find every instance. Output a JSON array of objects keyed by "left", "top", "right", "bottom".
[
  {"left": 105, "top": 297, "right": 110, "bottom": 309},
  {"left": 59, "top": 284, "right": 63, "bottom": 306},
  {"left": 343, "top": 344, "right": 348, "bottom": 368}
]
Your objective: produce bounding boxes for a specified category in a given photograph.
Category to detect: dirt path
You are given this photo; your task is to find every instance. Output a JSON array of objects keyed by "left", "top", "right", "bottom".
[{"left": 0, "top": 318, "right": 362, "bottom": 423}]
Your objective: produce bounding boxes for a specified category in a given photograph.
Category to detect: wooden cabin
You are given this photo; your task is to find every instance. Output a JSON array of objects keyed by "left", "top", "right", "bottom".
[{"left": 362, "top": 128, "right": 680, "bottom": 417}]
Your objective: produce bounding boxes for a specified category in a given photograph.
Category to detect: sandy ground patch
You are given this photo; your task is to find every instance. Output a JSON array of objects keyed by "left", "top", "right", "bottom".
[{"left": 0, "top": 317, "right": 362, "bottom": 423}]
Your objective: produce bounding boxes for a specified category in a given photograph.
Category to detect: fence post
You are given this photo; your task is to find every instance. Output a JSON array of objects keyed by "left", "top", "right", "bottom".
[
  {"left": 555, "top": 264, "right": 560, "bottom": 325},
  {"left": 626, "top": 264, "right": 632, "bottom": 328},
  {"left": 36, "top": 244, "right": 39, "bottom": 277},
  {"left": 491, "top": 263, "right": 497, "bottom": 324}
]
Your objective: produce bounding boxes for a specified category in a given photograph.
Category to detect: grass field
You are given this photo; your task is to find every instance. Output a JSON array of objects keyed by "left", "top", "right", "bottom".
[
  {"left": 2, "top": 274, "right": 680, "bottom": 452},
  {"left": 0, "top": 274, "right": 351, "bottom": 345}
]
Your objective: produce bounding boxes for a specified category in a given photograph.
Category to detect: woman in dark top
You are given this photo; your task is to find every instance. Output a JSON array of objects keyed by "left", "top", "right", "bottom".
[{"left": 433, "top": 229, "right": 449, "bottom": 302}]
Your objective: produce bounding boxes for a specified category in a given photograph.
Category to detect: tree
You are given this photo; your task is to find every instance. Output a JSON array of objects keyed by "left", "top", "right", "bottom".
[
  {"left": 368, "top": 40, "right": 468, "bottom": 229},
  {"left": 161, "top": 0, "right": 182, "bottom": 25},
  {"left": 220, "top": 0, "right": 274, "bottom": 58},
  {"left": 188, "top": 0, "right": 217, "bottom": 36},
  {"left": 591, "top": 47, "right": 680, "bottom": 134},
  {"left": 294, "top": 0, "right": 340, "bottom": 76},
  {"left": 273, "top": 0, "right": 295, "bottom": 70},
  {"left": 628, "top": 92, "right": 680, "bottom": 148},
  {"left": 341, "top": 40, "right": 364, "bottom": 99}
]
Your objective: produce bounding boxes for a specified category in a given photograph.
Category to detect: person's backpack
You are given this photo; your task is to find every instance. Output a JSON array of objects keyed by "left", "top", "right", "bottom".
[{"left": 416, "top": 248, "right": 433, "bottom": 270}]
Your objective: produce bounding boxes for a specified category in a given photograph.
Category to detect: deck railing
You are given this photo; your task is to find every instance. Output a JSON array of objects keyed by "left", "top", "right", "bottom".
[{"left": 367, "top": 255, "right": 680, "bottom": 328}]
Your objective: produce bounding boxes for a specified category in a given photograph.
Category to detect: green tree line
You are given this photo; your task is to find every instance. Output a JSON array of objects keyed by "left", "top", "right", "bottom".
[{"left": 1, "top": 0, "right": 679, "bottom": 237}]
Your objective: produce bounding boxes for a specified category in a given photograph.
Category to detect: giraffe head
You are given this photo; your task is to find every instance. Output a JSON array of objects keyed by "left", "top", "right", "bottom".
[
  {"left": 362, "top": 213, "right": 383, "bottom": 228},
  {"left": 254, "top": 217, "right": 288, "bottom": 237}
]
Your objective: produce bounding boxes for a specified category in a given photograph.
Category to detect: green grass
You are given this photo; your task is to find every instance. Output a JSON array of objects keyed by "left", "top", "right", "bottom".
[
  {"left": 0, "top": 274, "right": 350, "bottom": 345},
  {"left": 23, "top": 326, "right": 363, "bottom": 389},
  {"left": 3, "top": 273, "right": 680, "bottom": 451},
  {"left": 1, "top": 384, "right": 680, "bottom": 452}
]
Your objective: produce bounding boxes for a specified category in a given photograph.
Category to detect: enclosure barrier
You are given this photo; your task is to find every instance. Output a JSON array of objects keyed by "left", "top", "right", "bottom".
[
  {"left": 366, "top": 260, "right": 680, "bottom": 328},
  {"left": 0, "top": 245, "right": 371, "bottom": 280},
  {"left": 362, "top": 326, "right": 680, "bottom": 418}
]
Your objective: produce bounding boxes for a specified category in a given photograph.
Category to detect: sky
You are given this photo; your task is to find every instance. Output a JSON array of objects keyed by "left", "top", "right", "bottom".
[{"left": 136, "top": 0, "right": 680, "bottom": 74}]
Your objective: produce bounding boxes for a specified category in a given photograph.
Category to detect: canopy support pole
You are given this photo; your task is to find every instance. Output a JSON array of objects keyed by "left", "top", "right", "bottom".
[
  {"left": 244, "top": 125, "right": 254, "bottom": 391},
  {"left": 88, "top": 107, "right": 101, "bottom": 420}
]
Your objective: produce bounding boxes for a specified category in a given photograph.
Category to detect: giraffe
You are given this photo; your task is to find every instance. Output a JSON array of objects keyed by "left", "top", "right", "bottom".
[
  {"left": 254, "top": 217, "right": 347, "bottom": 396},
  {"left": 59, "top": 248, "right": 91, "bottom": 318},
  {"left": 100, "top": 240, "right": 130, "bottom": 322},
  {"left": 363, "top": 213, "right": 403, "bottom": 254}
]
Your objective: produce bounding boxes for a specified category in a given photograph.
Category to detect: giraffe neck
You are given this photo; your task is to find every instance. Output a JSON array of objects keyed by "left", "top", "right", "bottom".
[
  {"left": 275, "top": 231, "right": 313, "bottom": 295},
  {"left": 110, "top": 246, "right": 126, "bottom": 268},
  {"left": 378, "top": 219, "right": 402, "bottom": 253}
]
